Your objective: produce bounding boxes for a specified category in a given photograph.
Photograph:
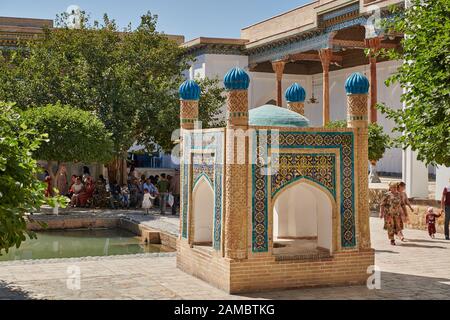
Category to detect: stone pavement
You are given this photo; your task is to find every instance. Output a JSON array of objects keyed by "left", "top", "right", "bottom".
[{"left": 0, "top": 217, "right": 449, "bottom": 300}]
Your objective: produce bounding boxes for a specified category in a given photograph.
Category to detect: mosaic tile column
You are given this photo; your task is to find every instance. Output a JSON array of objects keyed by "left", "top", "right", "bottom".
[
  {"left": 180, "top": 100, "right": 199, "bottom": 130},
  {"left": 346, "top": 73, "right": 371, "bottom": 250},
  {"left": 287, "top": 102, "right": 305, "bottom": 116},
  {"left": 223, "top": 67, "right": 250, "bottom": 259},
  {"left": 178, "top": 80, "right": 200, "bottom": 241},
  {"left": 179, "top": 80, "right": 200, "bottom": 130},
  {"left": 226, "top": 90, "right": 249, "bottom": 128}
]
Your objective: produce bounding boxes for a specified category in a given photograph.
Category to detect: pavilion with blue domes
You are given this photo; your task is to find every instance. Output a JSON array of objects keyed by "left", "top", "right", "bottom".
[{"left": 176, "top": 67, "right": 374, "bottom": 293}]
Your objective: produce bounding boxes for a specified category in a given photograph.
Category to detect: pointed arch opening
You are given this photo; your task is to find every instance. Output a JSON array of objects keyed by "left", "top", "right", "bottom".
[
  {"left": 192, "top": 176, "right": 214, "bottom": 246},
  {"left": 272, "top": 179, "right": 334, "bottom": 257}
]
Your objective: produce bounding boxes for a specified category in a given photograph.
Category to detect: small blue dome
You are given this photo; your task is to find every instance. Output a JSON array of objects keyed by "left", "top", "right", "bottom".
[
  {"left": 224, "top": 67, "right": 250, "bottom": 90},
  {"left": 249, "top": 105, "right": 310, "bottom": 128},
  {"left": 179, "top": 80, "right": 200, "bottom": 100},
  {"left": 285, "top": 83, "right": 306, "bottom": 102},
  {"left": 345, "top": 72, "right": 370, "bottom": 95}
]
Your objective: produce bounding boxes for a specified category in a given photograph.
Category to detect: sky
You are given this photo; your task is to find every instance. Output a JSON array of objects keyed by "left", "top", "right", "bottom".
[{"left": 0, "top": 0, "right": 310, "bottom": 41}]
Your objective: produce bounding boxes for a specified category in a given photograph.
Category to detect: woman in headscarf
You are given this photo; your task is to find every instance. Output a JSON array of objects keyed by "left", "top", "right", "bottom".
[
  {"left": 380, "top": 181, "right": 404, "bottom": 245},
  {"left": 56, "top": 164, "right": 68, "bottom": 196},
  {"left": 82, "top": 166, "right": 91, "bottom": 183},
  {"left": 70, "top": 176, "right": 85, "bottom": 207},
  {"left": 78, "top": 176, "right": 95, "bottom": 207},
  {"left": 44, "top": 171, "right": 52, "bottom": 197}
]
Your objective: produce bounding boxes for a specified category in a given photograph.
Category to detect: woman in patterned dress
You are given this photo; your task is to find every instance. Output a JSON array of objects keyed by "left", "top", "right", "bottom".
[
  {"left": 56, "top": 165, "right": 68, "bottom": 196},
  {"left": 380, "top": 181, "right": 404, "bottom": 245}
]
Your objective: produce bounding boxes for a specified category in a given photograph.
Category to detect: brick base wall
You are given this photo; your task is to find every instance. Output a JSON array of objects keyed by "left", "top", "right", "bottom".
[
  {"left": 177, "top": 240, "right": 375, "bottom": 293},
  {"left": 229, "top": 250, "right": 374, "bottom": 293},
  {"left": 177, "top": 241, "right": 231, "bottom": 292}
]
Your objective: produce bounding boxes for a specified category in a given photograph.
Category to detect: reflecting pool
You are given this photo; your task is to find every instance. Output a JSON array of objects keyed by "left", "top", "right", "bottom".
[{"left": 0, "top": 228, "right": 173, "bottom": 261}]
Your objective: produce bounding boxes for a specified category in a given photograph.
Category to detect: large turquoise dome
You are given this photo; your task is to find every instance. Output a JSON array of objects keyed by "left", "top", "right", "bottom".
[{"left": 249, "top": 105, "right": 310, "bottom": 128}]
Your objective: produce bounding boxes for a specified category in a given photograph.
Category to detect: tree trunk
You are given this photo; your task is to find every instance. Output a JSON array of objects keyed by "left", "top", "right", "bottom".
[
  {"left": 106, "top": 158, "right": 119, "bottom": 185},
  {"left": 106, "top": 155, "right": 128, "bottom": 185},
  {"left": 369, "top": 160, "right": 381, "bottom": 183}
]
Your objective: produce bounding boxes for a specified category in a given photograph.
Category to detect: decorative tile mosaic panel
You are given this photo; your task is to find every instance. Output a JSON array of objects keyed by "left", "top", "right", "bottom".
[
  {"left": 192, "top": 153, "right": 215, "bottom": 187},
  {"left": 271, "top": 153, "right": 336, "bottom": 199},
  {"left": 182, "top": 130, "right": 224, "bottom": 251},
  {"left": 252, "top": 130, "right": 355, "bottom": 252}
]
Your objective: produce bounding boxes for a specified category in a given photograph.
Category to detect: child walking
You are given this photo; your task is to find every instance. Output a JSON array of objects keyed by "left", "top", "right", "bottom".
[
  {"left": 426, "top": 207, "right": 442, "bottom": 239},
  {"left": 142, "top": 188, "right": 155, "bottom": 215}
]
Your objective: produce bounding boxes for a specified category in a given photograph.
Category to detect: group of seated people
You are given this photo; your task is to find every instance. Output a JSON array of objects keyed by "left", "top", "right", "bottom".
[
  {"left": 60, "top": 173, "right": 173, "bottom": 211},
  {"left": 68, "top": 174, "right": 104, "bottom": 208}
]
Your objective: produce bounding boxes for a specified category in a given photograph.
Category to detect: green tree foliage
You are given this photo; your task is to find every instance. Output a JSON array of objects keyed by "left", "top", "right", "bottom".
[
  {"left": 324, "top": 120, "right": 347, "bottom": 129},
  {"left": 141, "top": 77, "right": 226, "bottom": 151},
  {"left": 325, "top": 120, "right": 391, "bottom": 162},
  {"left": 0, "top": 103, "right": 66, "bottom": 253},
  {"left": 368, "top": 123, "right": 391, "bottom": 162},
  {"left": 21, "top": 104, "right": 114, "bottom": 184},
  {"left": 198, "top": 77, "right": 227, "bottom": 128},
  {"left": 377, "top": 0, "right": 450, "bottom": 166},
  {"left": 0, "top": 11, "right": 223, "bottom": 155}
]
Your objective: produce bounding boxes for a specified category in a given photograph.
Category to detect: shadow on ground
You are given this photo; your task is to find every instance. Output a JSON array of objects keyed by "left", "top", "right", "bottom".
[
  {"left": 374, "top": 250, "right": 399, "bottom": 254},
  {"left": 240, "top": 272, "right": 450, "bottom": 300},
  {"left": 0, "top": 280, "right": 31, "bottom": 300},
  {"left": 398, "top": 243, "right": 446, "bottom": 249},
  {"left": 405, "top": 238, "right": 449, "bottom": 245}
]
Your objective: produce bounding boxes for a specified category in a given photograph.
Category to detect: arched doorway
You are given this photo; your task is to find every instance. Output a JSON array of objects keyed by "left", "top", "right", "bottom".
[
  {"left": 272, "top": 180, "right": 334, "bottom": 256},
  {"left": 192, "top": 176, "right": 214, "bottom": 246}
]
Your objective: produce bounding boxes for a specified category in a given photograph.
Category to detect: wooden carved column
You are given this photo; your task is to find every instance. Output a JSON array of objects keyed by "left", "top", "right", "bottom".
[
  {"left": 365, "top": 37, "right": 381, "bottom": 123},
  {"left": 319, "top": 48, "right": 332, "bottom": 126},
  {"left": 272, "top": 60, "right": 286, "bottom": 107}
]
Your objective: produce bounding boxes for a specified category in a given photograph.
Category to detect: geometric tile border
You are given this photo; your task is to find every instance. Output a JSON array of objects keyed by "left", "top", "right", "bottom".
[
  {"left": 251, "top": 130, "right": 355, "bottom": 252},
  {"left": 182, "top": 130, "right": 224, "bottom": 250}
]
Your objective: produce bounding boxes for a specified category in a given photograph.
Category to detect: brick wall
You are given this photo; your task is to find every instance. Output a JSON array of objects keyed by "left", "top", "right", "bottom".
[
  {"left": 177, "top": 240, "right": 231, "bottom": 292},
  {"left": 177, "top": 240, "right": 375, "bottom": 293},
  {"left": 228, "top": 250, "right": 374, "bottom": 293}
]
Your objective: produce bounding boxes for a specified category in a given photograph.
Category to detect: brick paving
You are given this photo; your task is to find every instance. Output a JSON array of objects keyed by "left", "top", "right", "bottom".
[{"left": 0, "top": 216, "right": 449, "bottom": 300}]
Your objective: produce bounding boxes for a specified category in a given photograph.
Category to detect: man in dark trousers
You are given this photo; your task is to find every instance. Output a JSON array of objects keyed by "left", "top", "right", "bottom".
[
  {"left": 442, "top": 178, "right": 450, "bottom": 240},
  {"left": 169, "top": 169, "right": 181, "bottom": 215},
  {"left": 157, "top": 173, "right": 170, "bottom": 215}
]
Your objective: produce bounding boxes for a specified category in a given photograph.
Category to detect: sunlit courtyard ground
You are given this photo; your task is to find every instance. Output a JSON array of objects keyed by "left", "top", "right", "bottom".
[{"left": 0, "top": 211, "right": 449, "bottom": 300}]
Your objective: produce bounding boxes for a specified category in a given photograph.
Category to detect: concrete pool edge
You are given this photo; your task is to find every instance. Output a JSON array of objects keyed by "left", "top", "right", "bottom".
[
  {"left": 27, "top": 214, "right": 177, "bottom": 244},
  {"left": 15, "top": 213, "right": 180, "bottom": 263}
]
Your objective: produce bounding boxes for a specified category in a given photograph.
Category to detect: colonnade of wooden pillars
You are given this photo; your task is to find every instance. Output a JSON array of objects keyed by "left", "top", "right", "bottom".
[{"left": 270, "top": 38, "right": 382, "bottom": 126}]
